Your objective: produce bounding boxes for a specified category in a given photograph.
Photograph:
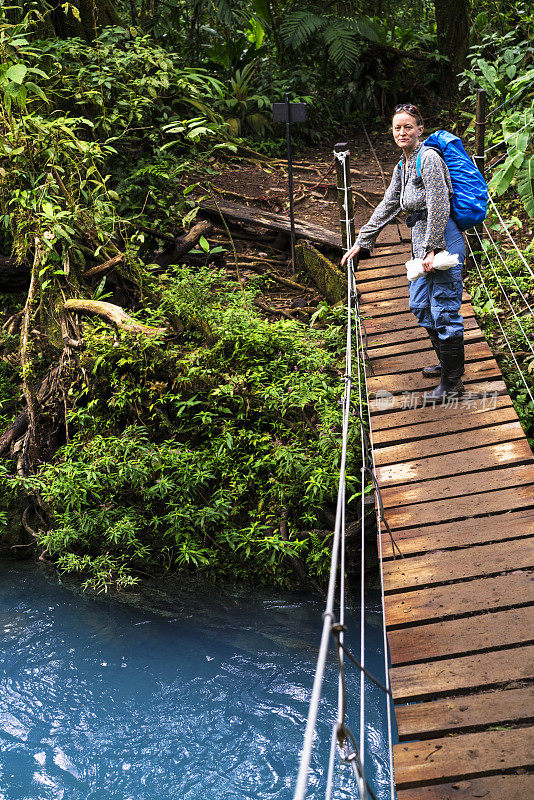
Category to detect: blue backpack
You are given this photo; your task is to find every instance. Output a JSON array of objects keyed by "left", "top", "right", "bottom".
[{"left": 413, "top": 130, "right": 488, "bottom": 231}]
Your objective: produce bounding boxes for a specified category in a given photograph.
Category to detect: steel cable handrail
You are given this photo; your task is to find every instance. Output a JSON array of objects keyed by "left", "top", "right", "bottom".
[
  {"left": 485, "top": 193, "right": 534, "bottom": 279},
  {"left": 484, "top": 79, "right": 534, "bottom": 120},
  {"left": 484, "top": 119, "right": 532, "bottom": 154},
  {"left": 471, "top": 228, "right": 534, "bottom": 355},
  {"left": 481, "top": 223, "right": 534, "bottom": 315},
  {"left": 355, "top": 311, "right": 396, "bottom": 800},
  {"left": 294, "top": 147, "right": 398, "bottom": 800},
  {"left": 467, "top": 239, "right": 534, "bottom": 405}
]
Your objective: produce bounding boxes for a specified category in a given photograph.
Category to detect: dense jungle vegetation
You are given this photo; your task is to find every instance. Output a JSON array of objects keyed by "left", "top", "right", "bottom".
[{"left": 0, "top": 0, "right": 532, "bottom": 591}]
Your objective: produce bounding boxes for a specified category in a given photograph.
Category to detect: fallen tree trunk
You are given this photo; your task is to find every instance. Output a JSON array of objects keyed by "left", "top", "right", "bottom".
[
  {"left": 153, "top": 221, "right": 213, "bottom": 268},
  {"left": 63, "top": 300, "right": 166, "bottom": 336},
  {"left": 199, "top": 199, "right": 342, "bottom": 250}
]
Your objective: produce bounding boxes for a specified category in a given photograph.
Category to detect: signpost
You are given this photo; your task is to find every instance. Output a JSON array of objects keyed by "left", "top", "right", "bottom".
[{"left": 273, "top": 95, "right": 307, "bottom": 273}]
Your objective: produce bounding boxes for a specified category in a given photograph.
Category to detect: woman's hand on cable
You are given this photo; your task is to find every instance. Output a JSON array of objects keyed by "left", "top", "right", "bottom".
[
  {"left": 341, "top": 243, "right": 361, "bottom": 267},
  {"left": 422, "top": 249, "right": 435, "bottom": 272}
]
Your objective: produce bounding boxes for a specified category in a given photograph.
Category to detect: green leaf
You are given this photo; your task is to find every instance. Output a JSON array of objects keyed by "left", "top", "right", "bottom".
[
  {"left": 5, "top": 63, "right": 27, "bottom": 84},
  {"left": 517, "top": 155, "right": 534, "bottom": 218},
  {"left": 199, "top": 236, "right": 210, "bottom": 252},
  {"left": 280, "top": 11, "right": 324, "bottom": 49},
  {"left": 506, "top": 64, "right": 517, "bottom": 80},
  {"left": 477, "top": 59, "right": 498, "bottom": 89},
  {"left": 489, "top": 159, "right": 516, "bottom": 195},
  {"left": 25, "top": 81, "right": 48, "bottom": 102}
]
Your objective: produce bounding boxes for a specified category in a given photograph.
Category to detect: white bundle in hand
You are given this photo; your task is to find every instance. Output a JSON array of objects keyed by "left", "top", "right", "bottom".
[{"left": 405, "top": 250, "right": 460, "bottom": 281}]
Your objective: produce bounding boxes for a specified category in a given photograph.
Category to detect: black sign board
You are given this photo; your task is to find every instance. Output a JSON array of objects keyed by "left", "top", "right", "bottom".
[{"left": 272, "top": 102, "right": 308, "bottom": 124}]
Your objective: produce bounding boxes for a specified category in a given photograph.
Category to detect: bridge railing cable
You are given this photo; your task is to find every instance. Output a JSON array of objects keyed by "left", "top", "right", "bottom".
[
  {"left": 483, "top": 119, "right": 532, "bottom": 154},
  {"left": 484, "top": 188, "right": 534, "bottom": 280},
  {"left": 466, "top": 238, "right": 534, "bottom": 406},
  {"left": 484, "top": 79, "right": 534, "bottom": 120},
  {"left": 480, "top": 223, "right": 533, "bottom": 316},
  {"left": 293, "top": 147, "right": 398, "bottom": 800},
  {"left": 470, "top": 228, "right": 534, "bottom": 356}
]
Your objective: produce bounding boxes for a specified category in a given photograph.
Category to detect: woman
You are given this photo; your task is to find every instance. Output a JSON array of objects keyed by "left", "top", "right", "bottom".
[{"left": 342, "top": 103, "right": 465, "bottom": 401}]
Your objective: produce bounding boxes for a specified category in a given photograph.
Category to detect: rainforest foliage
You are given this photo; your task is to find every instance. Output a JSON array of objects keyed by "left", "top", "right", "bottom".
[{"left": 0, "top": 0, "right": 532, "bottom": 590}]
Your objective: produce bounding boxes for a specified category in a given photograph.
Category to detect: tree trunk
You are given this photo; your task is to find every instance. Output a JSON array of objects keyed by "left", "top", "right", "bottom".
[
  {"left": 434, "top": 0, "right": 470, "bottom": 95},
  {"left": 17, "top": 0, "right": 123, "bottom": 40}
]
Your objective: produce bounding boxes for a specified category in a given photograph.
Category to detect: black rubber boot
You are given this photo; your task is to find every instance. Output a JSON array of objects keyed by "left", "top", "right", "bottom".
[
  {"left": 424, "top": 335, "right": 465, "bottom": 402},
  {"left": 422, "top": 329, "right": 441, "bottom": 378}
]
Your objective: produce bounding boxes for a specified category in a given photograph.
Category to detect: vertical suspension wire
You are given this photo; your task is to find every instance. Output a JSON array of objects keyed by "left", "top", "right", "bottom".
[
  {"left": 471, "top": 228, "right": 534, "bottom": 355},
  {"left": 340, "top": 148, "right": 368, "bottom": 781},
  {"left": 341, "top": 147, "right": 368, "bottom": 799},
  {"left": 486, "top": 193, "right": 534, "bottom": 279},
  {"left": 481, "top": 223, "right": 534, "bottom": 315},
  {"left": 356, "top": 312, "right": 396, "bottom": 800},
  {"left": 467, "top": 238, "right": 534, "bottom": 405},
  {"left": 293, "top": 159, "right": 355, "bottom": 799}
]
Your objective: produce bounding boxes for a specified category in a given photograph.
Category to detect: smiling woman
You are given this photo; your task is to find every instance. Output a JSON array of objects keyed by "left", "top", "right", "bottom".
[{"left": 342, "top": 102, "right": 466, "bottom": 402}]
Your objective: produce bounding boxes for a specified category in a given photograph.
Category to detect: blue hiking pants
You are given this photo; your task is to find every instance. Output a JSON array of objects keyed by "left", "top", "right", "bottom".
[{"left": 408, "top": 218, "right": 465, "bottom": 340}]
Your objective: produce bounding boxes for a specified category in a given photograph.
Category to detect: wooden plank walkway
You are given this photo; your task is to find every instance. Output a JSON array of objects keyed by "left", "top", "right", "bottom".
[{"left": 354, "top": 243, "right": 534, "bottom": 799}]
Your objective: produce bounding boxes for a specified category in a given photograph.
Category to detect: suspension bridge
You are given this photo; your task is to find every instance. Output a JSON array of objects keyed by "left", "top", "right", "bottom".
[{"left": 292, "top": 139, "right": 533, "bottom": 799}]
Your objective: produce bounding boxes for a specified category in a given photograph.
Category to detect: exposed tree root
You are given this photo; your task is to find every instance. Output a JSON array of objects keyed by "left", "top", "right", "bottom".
[{"left": 63, "top": 299, "right": 167, "bottom": 336}]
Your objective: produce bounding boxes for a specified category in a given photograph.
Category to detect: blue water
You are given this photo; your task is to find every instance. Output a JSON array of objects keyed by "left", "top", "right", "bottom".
[{"left": 0, "top": 563, "right": 394, "bottom": 800}]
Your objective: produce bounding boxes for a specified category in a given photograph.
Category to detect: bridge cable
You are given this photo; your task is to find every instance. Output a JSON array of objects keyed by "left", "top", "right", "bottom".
[
  {"left": 485, "top": 193, "right": 534, "bottom": 279},
  {"left": 484, "top": 79, "right": 534, "bottom": 120},
  {"left": 466, "top": 239, "right": 534, "bottom": 406},
  {"left": 355, "top": 304, "right": 397, "bottom": 800},
  {"left": 470, "top": 228, "right": 534, "bottom": 355},
  {"left": 293, "top": 147, "right": 399, "bottom": 800},
  {"left": 484, "top": 119, "right": 532, "bottom": 154},
  {"left": 480, "top": 223, "right": 534, "bottom": 316}
]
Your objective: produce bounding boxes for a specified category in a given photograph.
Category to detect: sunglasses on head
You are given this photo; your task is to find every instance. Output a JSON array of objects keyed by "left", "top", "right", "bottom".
[{"left": 392, "top": 103, "right": 422, "bottom": 119}]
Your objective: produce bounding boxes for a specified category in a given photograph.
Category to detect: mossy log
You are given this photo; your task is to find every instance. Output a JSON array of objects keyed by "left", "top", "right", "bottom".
[{"left": 295, "top": 242, "right": 345, "bottom": 304}]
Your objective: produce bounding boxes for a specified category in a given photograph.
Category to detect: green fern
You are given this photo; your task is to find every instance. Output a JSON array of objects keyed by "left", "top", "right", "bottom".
[
  {"left": 323, "top": 19, "right": 361, "bottom": 71},
  {"left": 281, "top": 12, "right": 382, "bottom": 72},
  {"left": 280, "top": 11, "right": 325, "bottom": 49},
  {"left": 517, "top": 155, "right": 534, "bottom": 218}
]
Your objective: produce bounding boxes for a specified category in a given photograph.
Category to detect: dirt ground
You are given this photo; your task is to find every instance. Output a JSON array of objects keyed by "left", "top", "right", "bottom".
[
  {"left": 182, "top": 131, "right": 412, "bottom": 319},
  {"left": 201, "top": 132, "right": 409, "bottom": 248}
]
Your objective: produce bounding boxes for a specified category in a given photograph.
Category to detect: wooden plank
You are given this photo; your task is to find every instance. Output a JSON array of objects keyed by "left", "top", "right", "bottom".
[
  {"left": 369, "top": 381, "right": 507, "bottom": 413},
  {"left": 395, "top": 686, "right": 534, "bottom": 740},
  {"left": 366, "top": 326, "right": 484, "bottom": 358},
  {"left": 361, "top": 284, "right": 414, "bottom": 302},
  {"left": 396, "top": 774, "right": 534, "bottom": 800},
  {"left": 383, "top": 485, "right": 534, "bottom": 530},
  {"left": 367, "top": 359, "right": 501, "bottom": 396},
  {"left": 382, "top": 460, "right": 534, "bottom": 509},
  {"left": 384, "top": 571, "right": 534, "bottom": 627},
  {"left": 370, "top": 393, "right": 513, "bottom": 431},
  {"left": 380, "top": 510, "right": 534, "bottom": 559},
  {"left": 371, "top": 398, "right": 516, "bottom": 444},
  {"left": 393, "top": 726, "right": 534, "bottom": 788},
  {"left": 364, "top": 304, "right": 475, "bottom": 335},
  {"left": 370, "top": 341, "right": 493, "bottom": 376},
  {"left": 390, "top": 644, "right": 534, "bottom": 701},
  {"left": 388, "top": 606, "right": 534, "bottom": 666},
  {"left": 363, "top": 292, "right": 470, "bottom": 318},
  {"left": 355, "top": 250, "right": 410, "bottom": 269},
  {"left": 356, "top": 271, "right": 407, "bottom": 291},
  {"left": 374, "top": 420, "right": 525, "bottom": 466},
  {"left": 383, "top": 538, "right": 534, "bottom": 592},
  {"left": 366, "top": 314, "right": 480, "bottom": 346}
]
